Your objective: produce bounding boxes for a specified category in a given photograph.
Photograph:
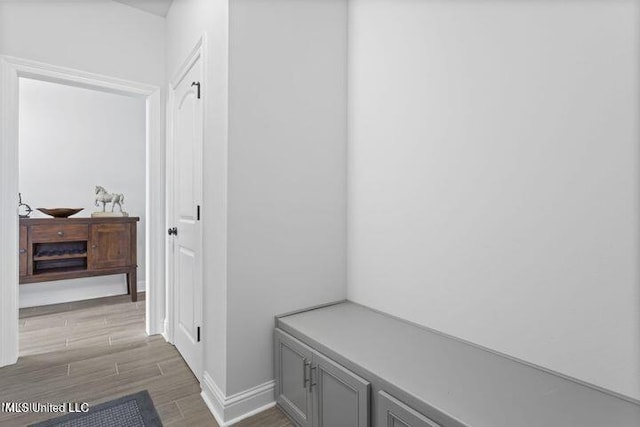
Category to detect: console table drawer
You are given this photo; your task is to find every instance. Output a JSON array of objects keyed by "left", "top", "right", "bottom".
[{"left": 31, "top": 224, "right": 89, "bottom": 242}]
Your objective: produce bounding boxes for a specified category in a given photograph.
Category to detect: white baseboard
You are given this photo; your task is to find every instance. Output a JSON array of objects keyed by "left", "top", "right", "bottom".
[
  {"left": 201, "top": 371, "right": 276, "bottom": 426},
  {"left": 161, "top": 318, "right": 171, "bottom": 343},
  {"left": 19, "top": 278, "right": 146, "bottom": 308},
  {"left": 147, "top": 314, "right": 164, "bottom": 338},
  {"left": 201, "top": 374, "right": 225, "bottom": 426}
]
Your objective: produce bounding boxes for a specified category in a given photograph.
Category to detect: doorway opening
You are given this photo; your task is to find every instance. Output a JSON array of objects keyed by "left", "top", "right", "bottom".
[
  {"left": 17, "top": 77, "right": 147, "bottom": 355},
  {"left": 0, "top": 56, "right": 164, "bottom": 367}
]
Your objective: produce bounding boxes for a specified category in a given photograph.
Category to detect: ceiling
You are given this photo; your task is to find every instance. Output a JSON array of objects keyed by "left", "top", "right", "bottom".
[{"left": 112, "top": 0, "right": 173, "bottom": 17}]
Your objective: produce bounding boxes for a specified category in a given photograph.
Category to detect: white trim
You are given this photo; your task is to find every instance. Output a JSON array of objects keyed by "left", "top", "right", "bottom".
[
  {"left": 164, "top": 82, "right": 175, "bottom": 345},
  {"left": 162, "top": 317, "right": 171, "bottom": 343},
  {"left": 0, "top": 55, "right": 165, "bottom": 367},
  {"left": 166, "top": 34, "right": 206, "bottom": 376},
  {"left": 3, "top": 55, "right": 157, "bottom": 97},
  {"left": 201, "top": 371, "right": 276, "bottom": 426},
  {"left": 201, "top": 373, "right": 225, "bottom": 425},
  {"left": 144, "top": 88, "right": 165, "bottom": 338},
  {"left": 0, "top": 56, "right": 20, "bottom": 367},
  {"left": 170, "top": 36, "right": 206, "bottom": 87}
]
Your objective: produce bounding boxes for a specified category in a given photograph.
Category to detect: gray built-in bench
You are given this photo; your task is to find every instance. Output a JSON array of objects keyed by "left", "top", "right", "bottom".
[{"left": 274, "top": 301, "right": 640, "bottom": 427}]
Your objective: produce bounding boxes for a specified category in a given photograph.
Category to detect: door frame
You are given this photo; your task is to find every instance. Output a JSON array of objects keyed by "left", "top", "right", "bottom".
[
  {"left": 164, "top": 34, "right": 206, "bottom": 368},
  {"left": 0, "top": 55, "right": 165, "bottom": 367}
]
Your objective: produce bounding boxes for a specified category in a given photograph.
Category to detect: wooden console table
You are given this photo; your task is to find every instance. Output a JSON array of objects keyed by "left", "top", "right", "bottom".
[{"left": 19, "top": 217, "right": 140, "bottom": 302}]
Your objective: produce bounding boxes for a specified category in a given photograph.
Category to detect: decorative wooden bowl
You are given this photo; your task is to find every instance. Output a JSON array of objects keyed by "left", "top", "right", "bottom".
[{"left": 37, "top": 208, "right": 84, "bottom": 218}]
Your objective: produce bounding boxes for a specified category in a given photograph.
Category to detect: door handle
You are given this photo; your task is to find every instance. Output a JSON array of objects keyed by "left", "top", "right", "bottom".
[
  {"left": 310, "top": 365, "right": 317, "bottom": 390},
  {"left": 168, "top": 227, "right": 178, "bottom": 236},
  {"left": 303, "top": 359, "right": 311, "bottom": 389}
]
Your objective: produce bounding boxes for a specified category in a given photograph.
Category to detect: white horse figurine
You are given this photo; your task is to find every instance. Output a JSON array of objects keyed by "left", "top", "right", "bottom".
[{"left": 95, "top": 186, "right": 125, "bottom": 212}]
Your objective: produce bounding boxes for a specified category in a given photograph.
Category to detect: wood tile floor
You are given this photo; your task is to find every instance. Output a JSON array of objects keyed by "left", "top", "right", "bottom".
[{"left": 0, "top": 293, "right": 293, "bottom": 427}]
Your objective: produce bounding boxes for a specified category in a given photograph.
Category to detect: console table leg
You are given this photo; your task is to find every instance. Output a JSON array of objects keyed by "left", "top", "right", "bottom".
[{"left": 128, "top": 269, "right": 137, "bottom": 302}]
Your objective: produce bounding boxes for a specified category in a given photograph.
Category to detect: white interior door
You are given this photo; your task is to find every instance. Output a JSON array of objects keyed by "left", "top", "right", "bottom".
[{"left": 170, "top": 55, "right": 203, "bottom": 380}]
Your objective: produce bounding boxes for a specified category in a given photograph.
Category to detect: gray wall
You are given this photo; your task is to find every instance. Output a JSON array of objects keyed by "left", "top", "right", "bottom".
[
  {"left": 347, "top": 0, "right": 640, "bottom": 399},
  {"left": 166, "top": 0, "right": 348, "bottom": 399},
  {"left": 227, "top": 0, "right": 348, "bottom": 396}
]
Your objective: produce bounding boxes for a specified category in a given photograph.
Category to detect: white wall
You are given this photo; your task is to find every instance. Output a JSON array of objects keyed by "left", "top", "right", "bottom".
[
  {"left": 18, "top": 78, "right": 146, "bottom": 308},
  {"left": 226, "top": 0, "right": 348, "bottom": 396},
  {"left": 347, "top": 0, "right": 640, "bottom": 399},
  {"left": 0, "top": 1, "right": 164, "bottom": 86}
]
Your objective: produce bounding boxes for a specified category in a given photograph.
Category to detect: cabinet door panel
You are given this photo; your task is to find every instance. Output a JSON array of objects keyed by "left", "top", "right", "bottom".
[
  {"left": 378, "top": 391, "right": 441, "bottom": 427},
  {"left": 275, "top": 329, "right": 313, "bottom": 427},
  {"left": 89, "top": 223, "right": 131, "bottom": 269},
  {"left": 312, "top": 350, "right": 369, "bottom": 427}
]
